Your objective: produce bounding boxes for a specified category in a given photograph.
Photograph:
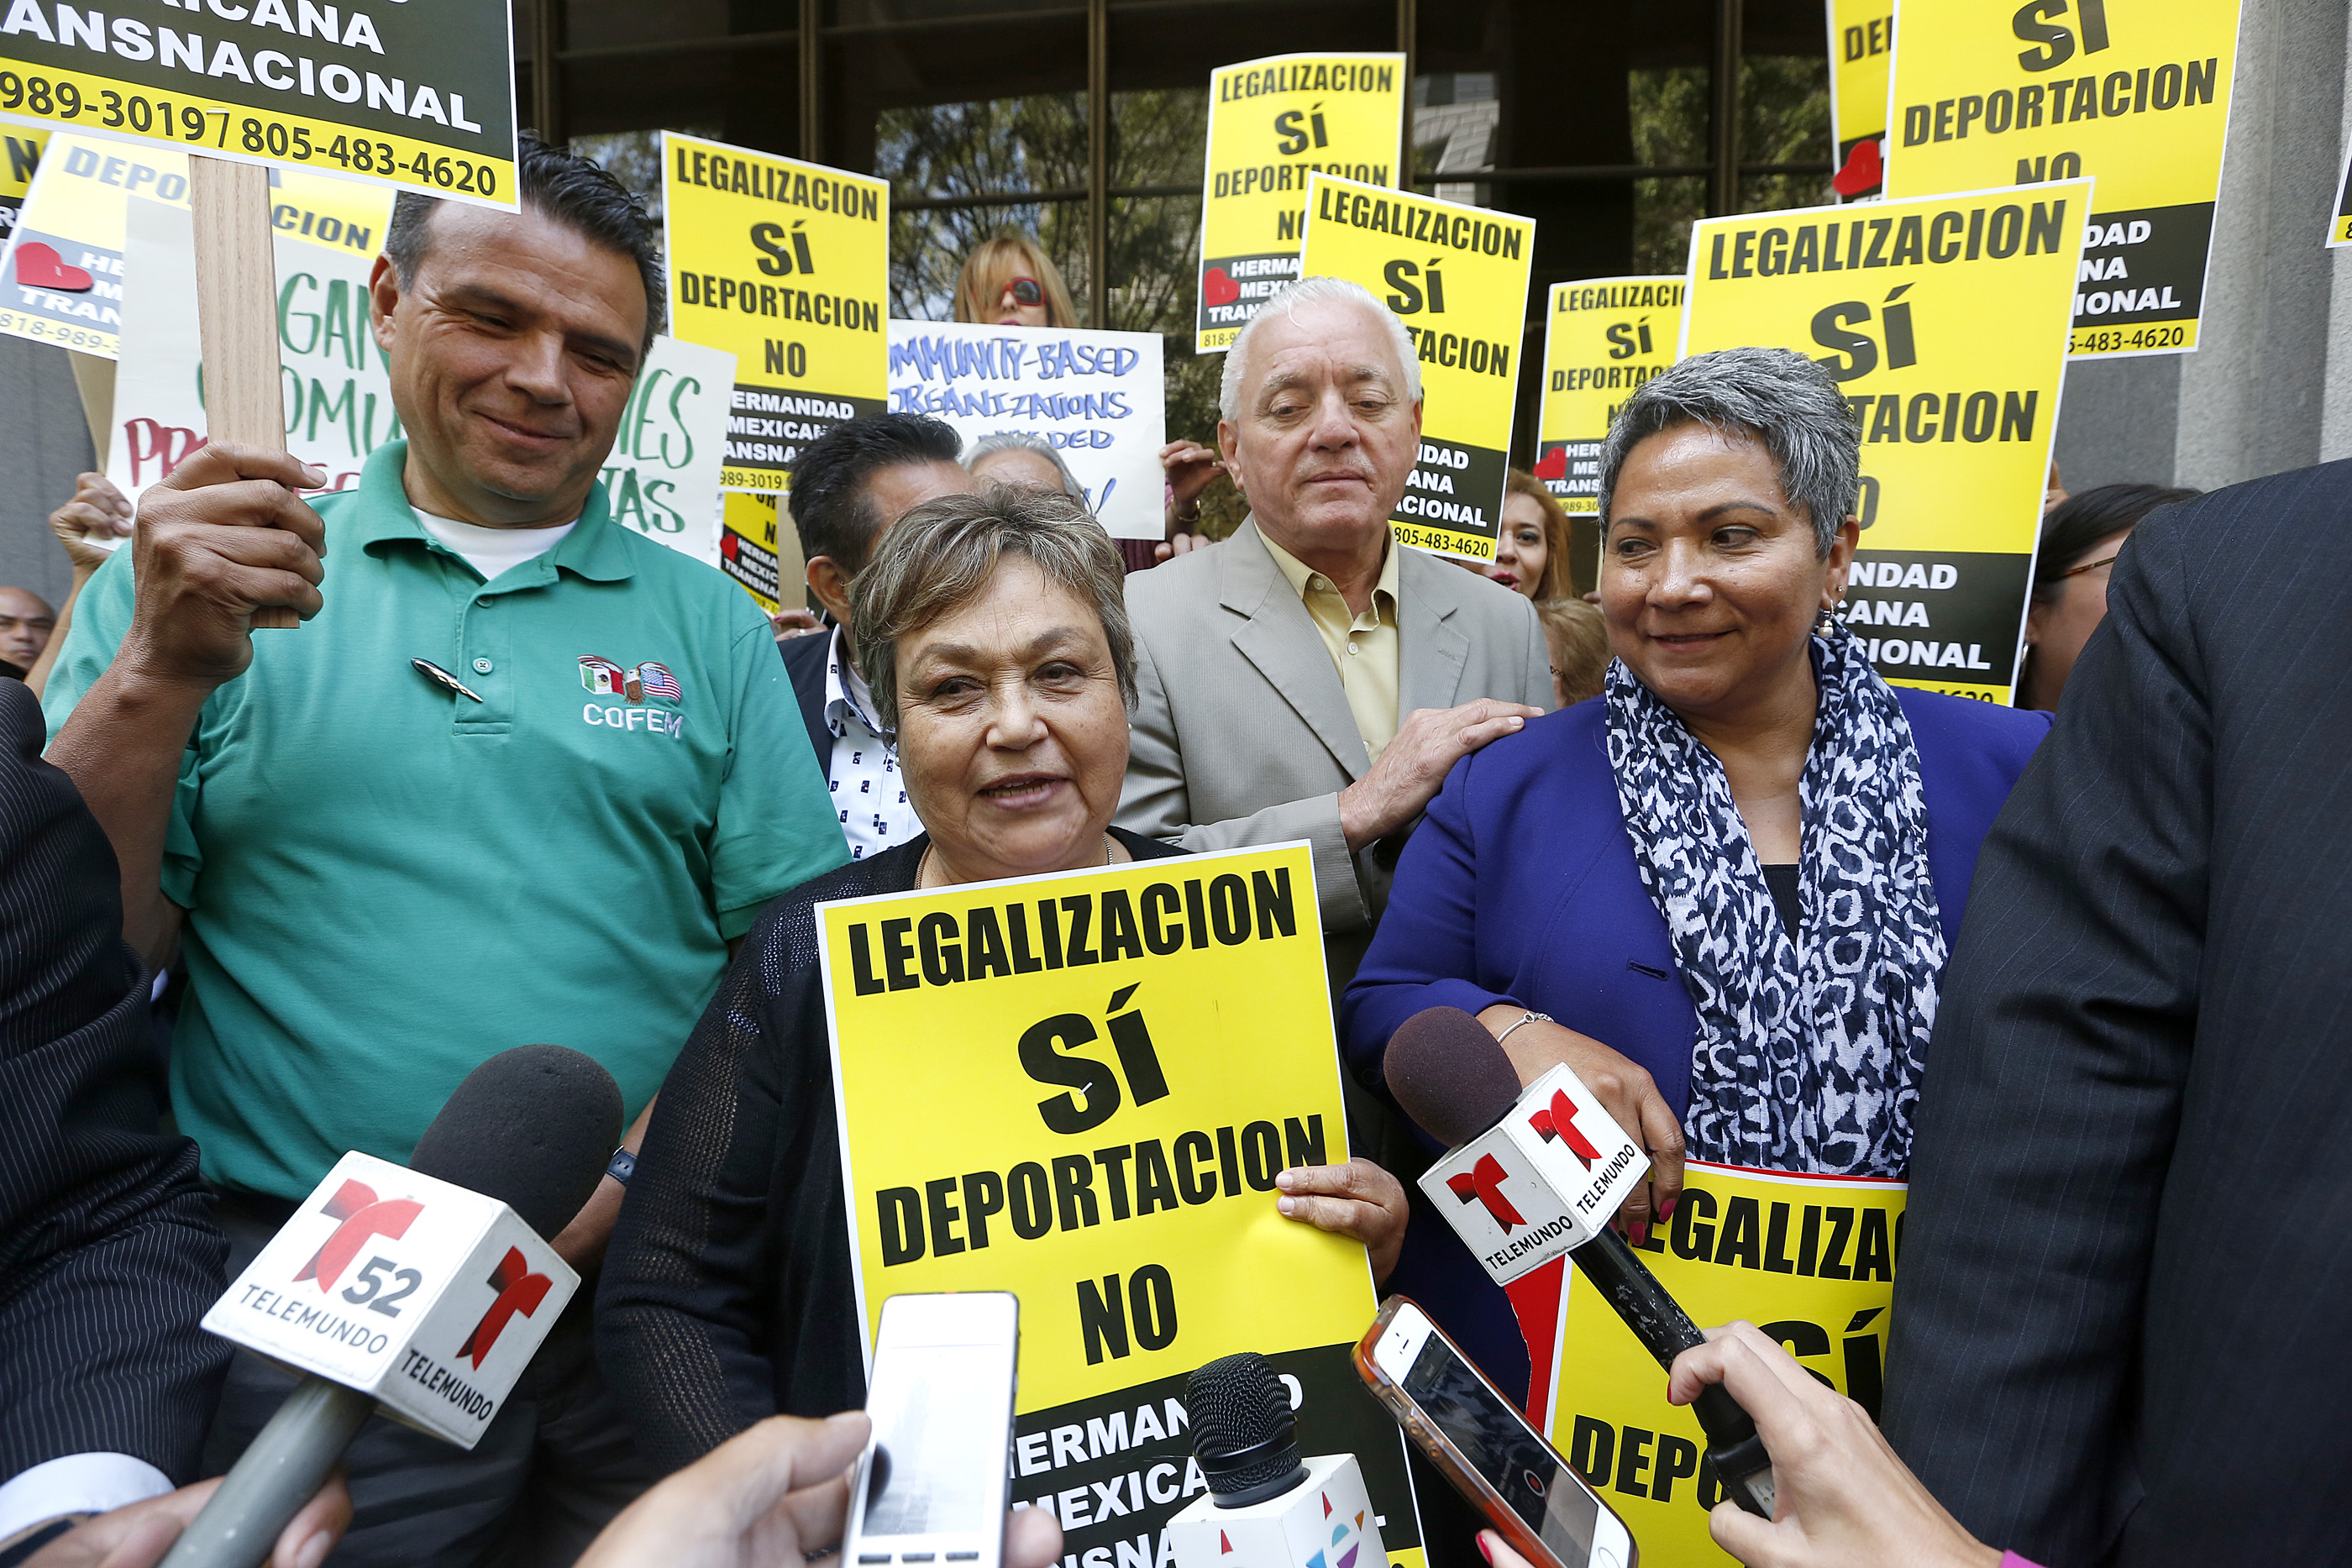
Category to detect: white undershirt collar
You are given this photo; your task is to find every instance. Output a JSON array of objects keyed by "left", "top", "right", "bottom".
[{"left": 413, "top": 507, "right": 578, "bottom": 583}]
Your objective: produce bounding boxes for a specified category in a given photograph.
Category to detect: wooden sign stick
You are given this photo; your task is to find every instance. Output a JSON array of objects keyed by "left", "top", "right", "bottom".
[{"left": 189, "top": 155, "right": 299, "bottom": 630}]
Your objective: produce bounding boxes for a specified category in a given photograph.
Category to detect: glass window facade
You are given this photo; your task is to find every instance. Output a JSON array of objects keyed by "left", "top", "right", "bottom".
[{"left": 523, "top": 0, "right": 1830, "bottom": 458}]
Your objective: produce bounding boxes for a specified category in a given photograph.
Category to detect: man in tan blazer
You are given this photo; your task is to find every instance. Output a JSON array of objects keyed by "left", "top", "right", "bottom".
[{"left": 1119, "top": 277, "right": 1551, "bottom": 994}]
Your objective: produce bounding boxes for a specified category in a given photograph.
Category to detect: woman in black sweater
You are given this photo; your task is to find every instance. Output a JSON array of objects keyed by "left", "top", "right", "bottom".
[{"left": 596, "top": 487, "right": 1406, "bottom": 1474}]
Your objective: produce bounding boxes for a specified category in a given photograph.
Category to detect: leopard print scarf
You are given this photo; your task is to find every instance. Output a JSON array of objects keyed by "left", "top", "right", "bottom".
[{"left": 1604, "top": 627, "right": 1945, "bottom": 1177}]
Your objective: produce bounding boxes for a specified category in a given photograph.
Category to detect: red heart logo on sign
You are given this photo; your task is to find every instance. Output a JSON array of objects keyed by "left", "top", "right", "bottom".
[
  {"left": 1532, "top": 447, "right": 1567, "bottom": 480},
  {"left": 1831, "top": 138, "right": 1883, "bottom": 197},
  {"left": 14, "top": 241, "right": 95, "bottom": 291},
  {"left": 1202, "top": 267, "right": 1241, "bottom": 307}
]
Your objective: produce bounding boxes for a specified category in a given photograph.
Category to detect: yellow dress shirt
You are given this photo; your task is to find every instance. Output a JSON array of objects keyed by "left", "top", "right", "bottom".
[{"left": 1258, "top": 529, "right": 1401, "bottom": 764}]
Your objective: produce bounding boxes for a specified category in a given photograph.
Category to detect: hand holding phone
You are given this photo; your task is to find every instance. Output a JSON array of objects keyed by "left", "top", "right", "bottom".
[
  {"left": 846, "top": 1293, "right": 1022, "bottom": 1568},
  {"left": 1356, "top": 1298, "right": 1635, "bottom": 1568}
]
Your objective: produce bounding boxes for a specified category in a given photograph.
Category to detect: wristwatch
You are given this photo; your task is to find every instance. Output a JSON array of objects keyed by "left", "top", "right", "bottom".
[{"left": 606, "top": 1146, "right": 638, "bottom": 1187}]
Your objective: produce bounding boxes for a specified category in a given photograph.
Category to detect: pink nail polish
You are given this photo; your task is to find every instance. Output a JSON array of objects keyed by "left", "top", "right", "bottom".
[{"left": 1477, "top": 1534, "right": 1495, "bottom": 1565}]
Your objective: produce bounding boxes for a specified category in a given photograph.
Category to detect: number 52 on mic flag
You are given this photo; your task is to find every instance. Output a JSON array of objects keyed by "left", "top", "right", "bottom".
[
  {"left": 1298, "top": 174, "right": 1533, "bottom": 564},
  {"left": 200, "top": 1151, "right": 577, "bottom": 1449},
  {"left": 1681, "top": 179, "right": 2089, "bottom": 705}
]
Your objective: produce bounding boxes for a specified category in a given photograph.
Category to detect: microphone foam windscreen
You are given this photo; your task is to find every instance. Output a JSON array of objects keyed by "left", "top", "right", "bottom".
[
  {"left": 407, "top": 1044, "right": 623, "bottom": 1240},
  {"left": 1184, "top": 1352, "right": 1299, "bottom": 1497},
  {"left": 1386, "top": 1006, "right": 1524, "bottom": 1149}
]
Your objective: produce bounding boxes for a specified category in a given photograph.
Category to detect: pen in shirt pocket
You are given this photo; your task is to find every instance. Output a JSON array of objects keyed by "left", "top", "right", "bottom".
[{"left": 412, "top": 657, "right": 486, "bottom": 703}]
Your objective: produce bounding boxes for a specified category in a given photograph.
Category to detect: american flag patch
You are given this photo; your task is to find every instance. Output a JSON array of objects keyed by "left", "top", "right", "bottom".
[{"left": 633, "top": 662, "right": 683, "bottom": 703}]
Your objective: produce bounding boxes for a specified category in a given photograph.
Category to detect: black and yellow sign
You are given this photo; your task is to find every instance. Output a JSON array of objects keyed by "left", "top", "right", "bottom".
[
  {"left": 818, "top": 843, "right": 1425, "bottom": 1568},
  {"left": 1536, "top": 1163, "right": 1905, "bottom": 1567},
  {"left": 1534, "top": 277, "right": 1682, "bottom": 515},
  {"left": 717, "top": 490, "right": 785, "bottom": 615},
  {"left": 1828, "top": 0, "right": 1893, "bottom": 199},
  {"left": 1883, "top": 0, "right": 2242, "bottom": 359},
  {"left": 1683, "top": 181, "right": 2088, "bottom": 702},
  {"left": 662, "top": 133, "right": 888, "bottom": 494},
  {"left": 0, "top": 0, "right": 515, "bottom": 203},
  {"left": 3, "top": 129, "right": 386, "bottom": 356},
  {"left": 1, "top": 124, "right": 43, "bottom": 231},
  {"left": 1194, "top": 52, "right": 1404, "bottom": 353},
  {"left": 1299, "top": 174, "right": 1534, "bottom": 563}
]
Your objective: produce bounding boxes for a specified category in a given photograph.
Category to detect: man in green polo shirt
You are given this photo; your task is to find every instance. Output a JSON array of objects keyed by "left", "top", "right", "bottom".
[{"left": 42, "top": 136, "right": 847, "bottom": 1560}]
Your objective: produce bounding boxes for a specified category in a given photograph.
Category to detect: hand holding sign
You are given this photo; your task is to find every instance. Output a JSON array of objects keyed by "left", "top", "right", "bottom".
[
  {"left": 122, "top": 442, "right": 328, "bottom": 684},
  {"left": 1273, "top": 1158, "right": 1409, "bottom": 1282},
  {"left": 48, "top": 469, "right": 132, "bottom": 569}
]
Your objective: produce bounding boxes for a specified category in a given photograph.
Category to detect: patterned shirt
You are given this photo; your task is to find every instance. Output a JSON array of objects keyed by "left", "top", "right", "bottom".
[{"left": 823, "top": 625, "right": 921, "bottom": 859}]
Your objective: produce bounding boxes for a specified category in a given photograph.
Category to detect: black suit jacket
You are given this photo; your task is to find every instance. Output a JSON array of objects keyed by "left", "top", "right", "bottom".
[
  {"left": 0, "top": 681, "right": 228, "bottom": 1487},
  {"left": 777, "top": 626, "right": 834, "bottom": 777},
  {"left": 1881, "top": 460, "right": 2352, "bottom": 1564}
]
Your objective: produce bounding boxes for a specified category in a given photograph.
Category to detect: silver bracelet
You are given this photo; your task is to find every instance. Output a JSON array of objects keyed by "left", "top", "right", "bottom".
[{"left": 1494, "top": 1009, "right": 1553, "bottom": 1047}]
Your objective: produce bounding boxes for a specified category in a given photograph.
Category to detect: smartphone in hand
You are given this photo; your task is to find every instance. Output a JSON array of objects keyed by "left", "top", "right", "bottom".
[
  {"left": 847, "top": 1293, "right": 1021, "bottom": 1568},
  {"left": 1356, "top": 1297, "right": 1635, "bottom": 1568}
]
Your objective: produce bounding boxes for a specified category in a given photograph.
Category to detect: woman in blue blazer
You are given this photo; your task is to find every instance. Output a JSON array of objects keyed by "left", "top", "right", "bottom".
[{"left": 1341, "top": 348, "right": 2050, "bottom": 1395}]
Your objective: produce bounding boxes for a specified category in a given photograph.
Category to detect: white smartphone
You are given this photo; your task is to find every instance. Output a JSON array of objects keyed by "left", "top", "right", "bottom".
[
  {"left": 1357, "top": 1298, "right": 1635, "bottom": 1568},
  {"left": 846, "top": 1293, "right": 1021, "bottom": 1568}
]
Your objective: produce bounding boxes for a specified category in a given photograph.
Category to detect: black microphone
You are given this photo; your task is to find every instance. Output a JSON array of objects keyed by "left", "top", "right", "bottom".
[
  {"left": 1167, "top": 1353, "right": 1387, "bottom": 1568},
  {"left": 160, "top": 1045, "right": 622, "bottom": 1568},
  {"left": 1384, "top": 1007, "right": 1775, "bottom": 1519}
]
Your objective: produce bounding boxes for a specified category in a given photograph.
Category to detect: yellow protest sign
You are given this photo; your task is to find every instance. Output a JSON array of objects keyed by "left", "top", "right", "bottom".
[
  {"left": 2, "top": 129, "right": 386, "bottom": 354},
  {"left": 1534, "top": 277, "right": 1682, "bottom": 516},
  {"left": 718, "top": 490, "right": 786, "bottom": 614},
  {"left": 818, "top": 843, "right": 1425, "bottom": 1568},
  {"left": 1, "top": 124, "right": 44, "bottom": 230},
  {"left": 661, "top": 134, "right": 888, "bottom": 494},
  {"left": 1683, "top": 181, "right": 2088, "bottom": 702},
  {"left": 1195, "top": 52, "right": 1404, "bottom": 353},
  {"left": 1528, "top": 1163, "right": 1904, "bottom": 1567},
  {"left": 1883, "top": 0, "right": 2243, "bottom": 359},
  {"left": 1299, "top": 174, "right": 1534, "bottom": 564},
  {"left": 1827, "top": 0, "right": 1893, "bottom": 199}
]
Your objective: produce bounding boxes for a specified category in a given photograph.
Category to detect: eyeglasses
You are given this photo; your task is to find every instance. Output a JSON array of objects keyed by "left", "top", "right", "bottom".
[
  {"left": 2058, "top": 553, "right": 2119, "bottom": 579},
  {"left": 1000, "top": 276, "right": 1044, "bottom": 307}
]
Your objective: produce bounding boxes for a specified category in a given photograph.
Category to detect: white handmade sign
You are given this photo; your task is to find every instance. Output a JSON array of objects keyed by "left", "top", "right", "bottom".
[
  {"left": 885, "top": 317, "right": 1165, "bottom": 541},
  {"left": 108, "top": 195, "right": 731, "bottom": 565}
]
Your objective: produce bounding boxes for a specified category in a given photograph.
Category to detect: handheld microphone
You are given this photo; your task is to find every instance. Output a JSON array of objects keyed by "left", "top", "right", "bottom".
[
  {"left": 1384, "top": 1008, "right": 1775, "bottom": 1520},
  {"left": 1167, "top": 1353, "right": 1389, "bottom": 1568},
  {"left": 159, "top": 1045, "right": 623, "bottom": 1568}
]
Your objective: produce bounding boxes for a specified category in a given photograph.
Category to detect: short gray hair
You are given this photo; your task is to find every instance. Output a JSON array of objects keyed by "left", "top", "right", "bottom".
[
  {"left": 968, "top": 432, "right": 1088, "bottom": 505},
  {"left": 849, "top": 486, "right": 1137, "bottom": 732},
  {"left": 1218, "top": 276, "right": 1422, "bottom": 424},
  {"left": 1596, "top": 346, "right": 1861, "bottom": 557}
]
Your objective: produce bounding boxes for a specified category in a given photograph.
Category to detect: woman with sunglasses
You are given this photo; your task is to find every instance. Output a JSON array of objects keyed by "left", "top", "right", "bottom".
[
  {"left": 952, "top": 234, "right": 1080, "bottom": 329},
  {"left": 2019, "top": 482, "right": 2197, "bottom": 711}
]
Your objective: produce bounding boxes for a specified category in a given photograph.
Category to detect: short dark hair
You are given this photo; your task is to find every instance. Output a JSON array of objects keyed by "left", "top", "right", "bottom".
[
  {"left": 2031, "top": 482, "right": 2198, "bottom": 602},
  {"left": 383, "top": 131, "right": 664, "bottom": 354},
  {"left": 1599, "top": 346, "right": 1860, "bottom": 558},
  {"left": 787, "top": 413, "right": 965, "bottom": 577}
]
